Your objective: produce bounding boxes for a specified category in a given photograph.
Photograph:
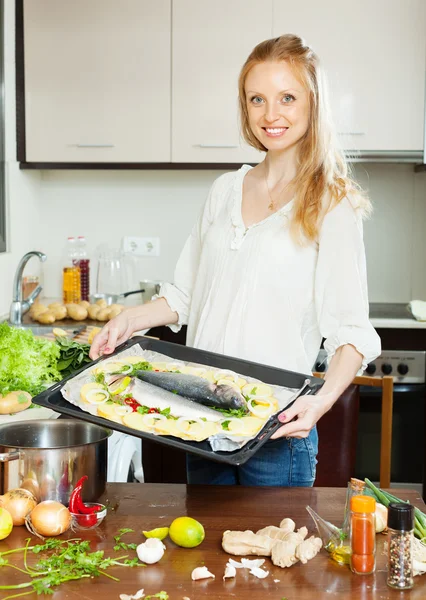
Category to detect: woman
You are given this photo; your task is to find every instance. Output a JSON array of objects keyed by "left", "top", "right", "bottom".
[{"left": 91, "top": 34, "right": 381, "bottom": 487}]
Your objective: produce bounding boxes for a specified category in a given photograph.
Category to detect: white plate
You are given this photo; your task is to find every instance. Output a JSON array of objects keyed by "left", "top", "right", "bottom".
[{"left": 0, "top": 406, "right": 60, "bottom": 425}]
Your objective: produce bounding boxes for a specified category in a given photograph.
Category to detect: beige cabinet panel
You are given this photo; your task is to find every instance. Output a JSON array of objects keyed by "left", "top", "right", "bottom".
[
  {"left": 24, "top": 0, "right": 171, "bottom": 162},
  {"left": 172, "top": 0, "right": 271, "bottom": 163},
  {"left": 273, "top": 0, "right": 426, "bottom": 154}
]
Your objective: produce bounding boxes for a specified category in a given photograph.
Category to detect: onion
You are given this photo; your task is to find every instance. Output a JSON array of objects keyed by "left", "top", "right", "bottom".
[
  {"left": 142, "top": 413, "right": 167, "bottom": 429},
  {"left": 114, "top": 404, "right": 133, "bottom": 416},
  {"left": 0, "top": 488, "right": 38, "bottom": 526},
  {"left": 247, "top": 398, "right": 274, "bottom": 418},
  {"left": 176, "top": 416, "right": 206, "bottom": 433},
  {"left": 26, "top": 500, "right": 71, "bottom": 538}
]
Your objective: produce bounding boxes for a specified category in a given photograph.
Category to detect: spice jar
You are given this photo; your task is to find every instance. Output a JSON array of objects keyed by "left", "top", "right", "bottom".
[
  {"left": 387, "top": 502, "right": 414, "bottom": 590},
  {"left": 350, "top": 495, "right": 376, "bottom": 575}
]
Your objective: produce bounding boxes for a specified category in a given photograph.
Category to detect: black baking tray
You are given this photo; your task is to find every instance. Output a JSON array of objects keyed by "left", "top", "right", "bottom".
[{"left": 33, "top": 337, "right": 324, "bottom": 466}]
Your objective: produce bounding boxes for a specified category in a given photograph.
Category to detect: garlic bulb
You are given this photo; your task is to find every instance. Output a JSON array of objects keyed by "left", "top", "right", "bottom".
[
  {"left": 136, "top": 538, "right": 166, "bottom": 564},
  {"left": 375, "top": 503, "right": 388, "bottom": 533}
]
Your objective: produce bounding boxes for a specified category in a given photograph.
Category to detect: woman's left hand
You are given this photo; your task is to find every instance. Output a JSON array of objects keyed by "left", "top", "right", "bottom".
[{"left": 270, "top": 392, "right": 335, "bottom": 439}]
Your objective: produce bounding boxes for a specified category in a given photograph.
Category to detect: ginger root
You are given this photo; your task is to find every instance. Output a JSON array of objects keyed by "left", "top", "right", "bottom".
[
  {"left": 271, "top": 539, "right": 299, "bottom": 568},
  {"left": 295, "top": 536, "right": 323, "bottom": 564},
  {"left": 279, "top": 518, "right": 296, "bottom": 534},
  {"left": 256, "top": 525, "right": 294, "bottom": 541},
  {"left": 281, "top": 526, "right": 308, "bottom": 545},
  {"left": 222, "top": 530, "right": 274, "bottom": 556}
]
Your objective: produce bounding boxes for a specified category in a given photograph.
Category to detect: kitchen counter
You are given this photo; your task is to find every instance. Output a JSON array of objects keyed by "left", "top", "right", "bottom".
[
  {"left": 1, "top": 484, "right": 426, "bottom": 599},
  {"left": 370, "top": 302, "right": 426, "bottom": 329}
]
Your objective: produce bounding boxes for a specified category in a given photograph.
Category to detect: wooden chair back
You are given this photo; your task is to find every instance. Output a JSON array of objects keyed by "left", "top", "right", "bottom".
[{"left": 314, "top": 373, "right": 394, "bottom": 488}]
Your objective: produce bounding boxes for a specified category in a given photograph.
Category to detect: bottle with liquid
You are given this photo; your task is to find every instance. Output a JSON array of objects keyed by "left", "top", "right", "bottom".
[
  {"left": 350, "top": 495, "right": 376, "bottom": 575},
  {"left": 387, "top": 502, "right": 414, "bottom": 590},
  {"left": 62, "top": 237, "right": 81, "bottom": 304},
  {"left": 74, "top": 236, "right": 90, "bottom": 302}
]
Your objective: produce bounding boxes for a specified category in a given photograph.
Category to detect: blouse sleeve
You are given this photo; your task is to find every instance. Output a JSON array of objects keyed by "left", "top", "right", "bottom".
[
  {"left": 153, "top": 174, "right": 225, "bottom": 333},
  {"left": 315, "top": 197, "right": 381, "bottom": 371}
]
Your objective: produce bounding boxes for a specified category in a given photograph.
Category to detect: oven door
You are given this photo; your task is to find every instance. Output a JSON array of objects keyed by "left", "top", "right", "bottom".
[{"left": 354, "top": 384, "right": 425, "bottom": 485}]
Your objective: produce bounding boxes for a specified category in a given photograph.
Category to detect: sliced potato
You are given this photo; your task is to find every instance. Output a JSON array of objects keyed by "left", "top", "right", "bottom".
[
  {"left": 241, "top": 382, "right": 273, "bottom": 399},
  {"left": 97, "top": 403, "right": 124, "bottom": 424},
  {"left": 227, "top": 416, "right": 265, "bottom": 436},
  {"left": 122, "top": 412, "right": 154, "bottom": 432},
  {"left": 154, "top": 419, "right": 186, "bottom": 437},
  {"left": 0, "top": 391, "right": 32, "bottom": 415},
  {"left": 186, "top": 421, "right": 220, "bottom": 441},
  {"left": 216, "top": 378, "right": 242, "bottom": 392}
]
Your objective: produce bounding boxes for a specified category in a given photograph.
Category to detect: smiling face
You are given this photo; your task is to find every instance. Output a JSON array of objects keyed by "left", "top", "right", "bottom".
[{"left": 244, "top": 60, "right": 310, "bottom": 153}]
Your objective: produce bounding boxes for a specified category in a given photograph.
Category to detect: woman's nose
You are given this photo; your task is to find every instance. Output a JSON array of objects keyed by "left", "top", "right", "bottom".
[{"left": 264, "top": 102, "right": 280, "bottom": 123}]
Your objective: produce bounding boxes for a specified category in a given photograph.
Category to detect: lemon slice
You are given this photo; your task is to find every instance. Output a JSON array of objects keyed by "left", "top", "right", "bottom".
[
  {"left": 97, "top": 403, "right": 124, "bottom": 424},
  {"left": 108, "top": 376, "right": 131, "bottom": 396},
  {"left": 52, "top": 327, "right": 68, "bottom": 338},
  {"left": 143, "top": 527, "right": 169, "bottom": 540},
  {"left": 242, "top": 383, "right": 273, "bottom": 399}
]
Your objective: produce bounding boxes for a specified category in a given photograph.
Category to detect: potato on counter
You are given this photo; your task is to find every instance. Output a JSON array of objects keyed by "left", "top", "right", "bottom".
[
  {"left": 35, "top": 310, "right": 56, "bottom": 324},
  {"left": 0, "top": 391, "right": 32, "bottom": 414},
  {"left": 65, "top": 304, "right": 88, "bottom": 321}
]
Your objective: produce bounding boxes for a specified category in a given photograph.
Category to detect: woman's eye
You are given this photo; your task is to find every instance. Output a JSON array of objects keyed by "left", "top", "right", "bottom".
[
  {"left": 282, "top": 94, "right": 295, "bottom": 103},
  {"left": 250, "top": 96, "right": 264, "bottom": 105}
]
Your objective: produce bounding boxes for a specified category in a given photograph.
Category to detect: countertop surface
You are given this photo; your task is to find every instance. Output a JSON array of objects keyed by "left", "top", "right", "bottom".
[{"left": 1, "top": 484, "right": 425, "bottom": 599}]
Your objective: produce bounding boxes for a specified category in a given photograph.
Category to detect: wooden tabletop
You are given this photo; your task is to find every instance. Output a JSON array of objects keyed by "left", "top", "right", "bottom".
[{"left": 1, "top": 484, "right": 426, "bottom": 600}]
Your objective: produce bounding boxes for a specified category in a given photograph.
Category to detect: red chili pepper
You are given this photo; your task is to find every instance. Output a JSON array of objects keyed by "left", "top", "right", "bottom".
[
  {"left": 124, "top": 397, "right": 140, "bottom": 412},
  {"left": 148, "top": 408, "right": 159, "bottom": 414},
  {"left": 69, "top": 475, "right": 102, "bottom": 514},
  {"left": 76, "top": 513, "right": 98, "bottom": 527}
]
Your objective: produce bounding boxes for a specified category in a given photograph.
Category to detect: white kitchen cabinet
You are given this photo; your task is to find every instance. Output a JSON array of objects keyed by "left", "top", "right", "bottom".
[
  {"left": 272, "top": 0, "right": 426, "bottom": 155},
  {"left": 171, "top": 0, "right": 270, "bottom": 164},
  {"left": 23, "top": 0, "right": 171, "bottom": 163}
]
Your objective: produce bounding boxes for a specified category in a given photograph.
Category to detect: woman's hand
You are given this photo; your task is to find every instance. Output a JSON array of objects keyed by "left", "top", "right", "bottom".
[
  {"left": 89, "top": 309, "right": 135, "bottom": 359},
  {"left": 270, "top": 392, "right": 335, "bottom": 439}
]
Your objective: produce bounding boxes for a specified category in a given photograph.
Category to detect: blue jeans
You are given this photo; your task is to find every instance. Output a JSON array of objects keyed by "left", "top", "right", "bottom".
[{"left": 186, "top": 426, "right": 318, "bottom": 486}]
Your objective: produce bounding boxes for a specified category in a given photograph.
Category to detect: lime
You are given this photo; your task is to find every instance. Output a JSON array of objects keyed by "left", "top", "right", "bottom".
[
  {"left": 169, "top": 516, "right": 205, "bottom": 548},
  {"left": 143, "top": 527, "right": 169, "bottom": 540},
  {"left": 0, "top": 507, "right": 13, "bottom": 540},
  {"left": 109, "top": 376, "right": 131, "bottom": 396}
]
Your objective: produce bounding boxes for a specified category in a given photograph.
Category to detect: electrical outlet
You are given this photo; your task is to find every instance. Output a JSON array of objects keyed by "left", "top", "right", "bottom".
[{"left": 122, "top": 236, "right": 160, "bottom": 257}]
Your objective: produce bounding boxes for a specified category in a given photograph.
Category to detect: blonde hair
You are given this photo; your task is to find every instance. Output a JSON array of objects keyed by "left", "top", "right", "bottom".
[{"left": 238, "top": 34, "right": 371, "bottom": 242}]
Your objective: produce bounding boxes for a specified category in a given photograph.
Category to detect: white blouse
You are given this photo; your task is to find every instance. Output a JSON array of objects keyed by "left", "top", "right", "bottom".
[{"left": 157, "top": 164, "right": 381, "bottom": 375}]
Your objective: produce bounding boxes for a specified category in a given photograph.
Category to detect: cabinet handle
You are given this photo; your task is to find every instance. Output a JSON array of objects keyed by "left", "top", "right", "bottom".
[
  {"left": 74, "top": 144, "right": 115, "bottom": 148},
  {"left": 338, "top": 132, "right": 365, "bottom": 136},
  {"left": 194, "top": 144, "right": 239, "bottom": 149}
]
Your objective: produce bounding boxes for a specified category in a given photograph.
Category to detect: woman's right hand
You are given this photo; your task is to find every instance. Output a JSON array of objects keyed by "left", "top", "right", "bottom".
[{"left": 89, "top": 309, "right": 135, "bottom": 359}]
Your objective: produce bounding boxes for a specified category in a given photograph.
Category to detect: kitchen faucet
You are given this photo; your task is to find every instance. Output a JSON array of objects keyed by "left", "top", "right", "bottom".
[{"left": 9, "top": 251, "right": 47, "bottom": 326}]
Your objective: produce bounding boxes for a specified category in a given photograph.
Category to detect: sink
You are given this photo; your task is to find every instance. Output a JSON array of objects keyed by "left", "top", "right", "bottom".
[{"left": 9, "top": 323, "right": 85, "bottom": 337}]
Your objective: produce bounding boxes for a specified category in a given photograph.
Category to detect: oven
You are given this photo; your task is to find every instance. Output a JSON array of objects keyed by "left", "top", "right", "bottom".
[{"left": 314, "top": 349, "right": 426, "bottom": 496}]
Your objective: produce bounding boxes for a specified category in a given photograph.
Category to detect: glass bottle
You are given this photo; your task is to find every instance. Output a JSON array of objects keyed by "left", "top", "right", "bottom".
[
  {"left": 350, "top": 495, "right": 376, "bottom": 575},
  {"left": 387, "top": 502, "right": 414, "bottom": 590},
  {"left": 75, "top": 236, "right": 90, "bottom": 301},
  {"left": 62, "top": 237, "right": 81, "bottom": 304}
]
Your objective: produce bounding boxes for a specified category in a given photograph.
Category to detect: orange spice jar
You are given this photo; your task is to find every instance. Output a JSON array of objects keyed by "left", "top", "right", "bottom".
[{"left": 350, "top": 495, "right": 376, "bottom": 575}]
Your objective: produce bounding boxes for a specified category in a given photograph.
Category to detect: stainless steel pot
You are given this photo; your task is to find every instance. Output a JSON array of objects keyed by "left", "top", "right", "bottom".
[
  {"left": 0, "top": 420, "right": 112, "bottom": 504},
  {"left": 139, "top": 280, "right": 162, "bottom": 304}
]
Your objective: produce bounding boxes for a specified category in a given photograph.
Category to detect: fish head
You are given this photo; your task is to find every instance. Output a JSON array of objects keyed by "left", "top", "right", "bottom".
[{"left": 214, "top": 384, "right": 248, "bottom": 411}]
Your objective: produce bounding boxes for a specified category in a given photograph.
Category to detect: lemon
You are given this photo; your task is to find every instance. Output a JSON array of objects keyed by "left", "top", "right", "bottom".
[
  {"left": 109, "top": 376, "right": 131, "bottom": 396},
  {"left": 143, "top": 527, "right": 169, "bottom": 540},
  {"left": 52, "top": 327, "right": 68, "bottom": 338},
  {"left": 88, "top": 327, "right": 102, "bottom": 344},
  {"left": 0, "top": 507, "right": 13, "bottom": 540},
  {"left": 169, "top": 516, "right": 205, "bottom": 548}
]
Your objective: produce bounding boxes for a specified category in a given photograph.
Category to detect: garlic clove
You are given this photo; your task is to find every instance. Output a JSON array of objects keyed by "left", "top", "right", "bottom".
[
  {"left": 375, "top": 503, "right": 388, "bottom": 533},
  {"left": 249, "top": 566, "right": 269, "bottom": 579},
  {"left": 228, "top": 558, "right": 245, "bottom": 569},
  {"left": 191, "top": 566, "right": 215, "bottom": 580},
  {"left": 240, "top": 558, "right": 265, "bottom": 569},
  {"left": 223, "top": 564, "right": 237, "bottom": 580},
  {"left": 119, "top": 591, "right": 145, "bottom": 600},
  {"left": 136, "top": 538, "right": 166, "bottom": 564}
]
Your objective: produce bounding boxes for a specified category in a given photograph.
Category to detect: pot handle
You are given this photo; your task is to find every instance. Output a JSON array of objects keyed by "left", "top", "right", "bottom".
[{"left": 0, "top": 451, "right": 20, "bottom": 462}]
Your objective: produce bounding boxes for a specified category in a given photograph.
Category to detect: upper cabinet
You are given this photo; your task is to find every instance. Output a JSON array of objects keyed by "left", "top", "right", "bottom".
[
  {"left": 18, "top": 0, "right": 426, "bottom": 166},
  {"left": 171, "top": 0, "right": 269, "bottom": 164},
  {"left": 23, "top": 0, "right": 171, "bottom": 163},
  {"left": 272, "top": 0, "right": 426, "bottom": 155}
]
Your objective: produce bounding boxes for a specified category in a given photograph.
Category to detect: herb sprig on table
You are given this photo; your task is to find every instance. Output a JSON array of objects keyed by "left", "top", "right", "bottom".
[
  {"left": 113, "top": 528, "right": 137, "bottom": 552},
  {"left": 0, "top": 537, "right": 143, "bottom": 599}
]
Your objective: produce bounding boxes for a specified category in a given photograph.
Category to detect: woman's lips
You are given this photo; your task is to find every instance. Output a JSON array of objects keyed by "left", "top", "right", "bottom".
[{"left": 262, "top": 127, "right": 289, "bottom": 138}]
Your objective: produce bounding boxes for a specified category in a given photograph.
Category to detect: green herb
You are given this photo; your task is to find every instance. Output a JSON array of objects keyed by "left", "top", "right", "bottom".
[
  {"left": 221, "top": 420, "right": 230, "bottom": 430},
  {"left": 113, "top": 528, "right": 137, "bottom": 552},
  {"left": 0, "top": 323, "right": 61, "bottom": 395},
  {"left": 94, "top": 371, "right": 106, "bottom": 386},
  {"left": 146, "top": 593, "right": 169, "bottom": 600},
  {"left": 160, "top": 407, "right": 171, "bottom": 417},
  {"left": 55, "top": 337, "right": 92, "bottom": 379},
  {"left": 0, "top": 537, "right": 143, "bottom": 598},
  {"left": 214, "top": 406, "right": 248, "bottom": 418},
  {"left": 137, "top": 406, "right": 150, "bottom": 415},
  {"left": 123, "top": 361, "right": 153, "bottom": 375},
  {"left": 251, "top": 387, "right": 258, "bottom": 395}
]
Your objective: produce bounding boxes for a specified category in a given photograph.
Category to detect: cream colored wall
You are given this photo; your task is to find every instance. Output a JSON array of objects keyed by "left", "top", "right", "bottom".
[{"left": 1, "top": 2, "right": 426, "bottom": 318}]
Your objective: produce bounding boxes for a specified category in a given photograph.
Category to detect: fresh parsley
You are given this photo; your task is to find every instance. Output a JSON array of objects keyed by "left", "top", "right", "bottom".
[{"left": 113, "top": 528, "right": 137, "bottom": 552}]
